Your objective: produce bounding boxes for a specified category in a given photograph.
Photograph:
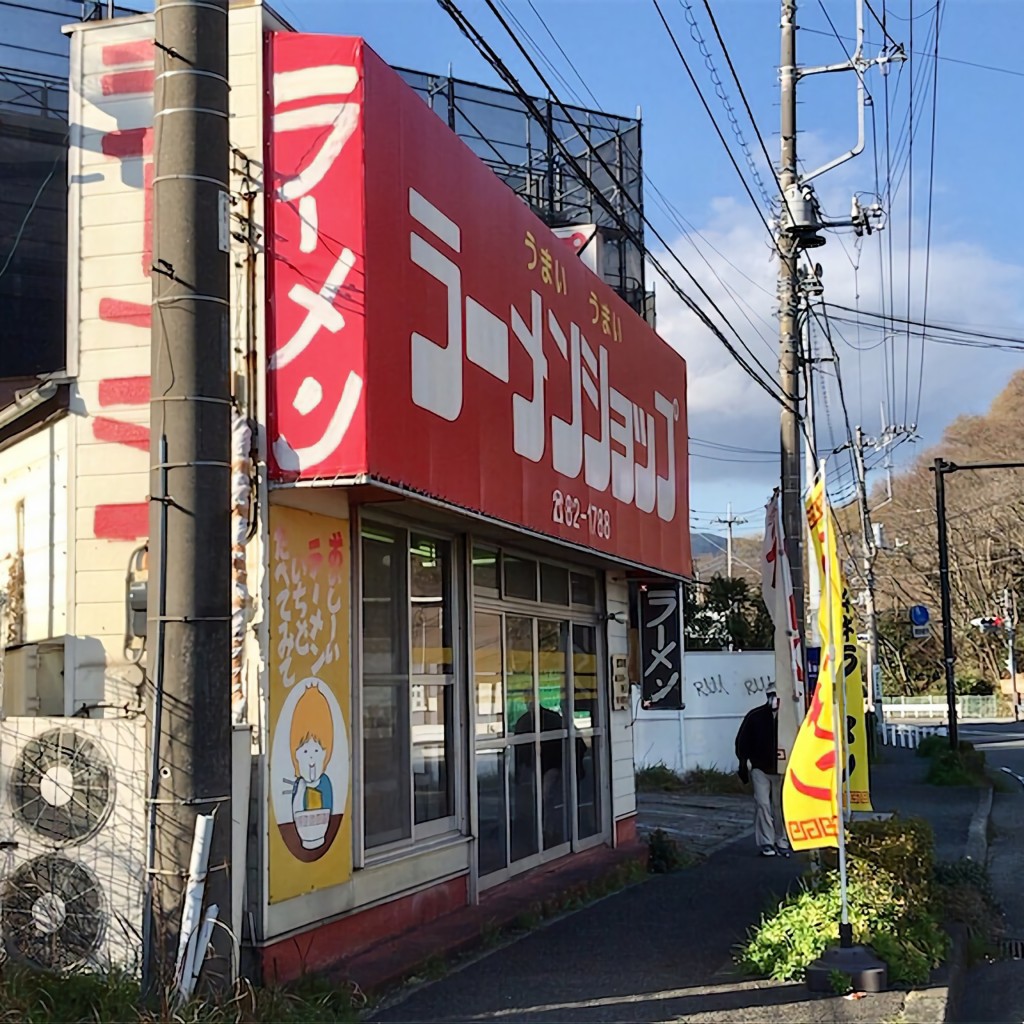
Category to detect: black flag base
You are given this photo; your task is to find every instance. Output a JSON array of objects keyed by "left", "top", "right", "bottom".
[{"left": 805, "top": 942, "right": 888, "bottom": 994}]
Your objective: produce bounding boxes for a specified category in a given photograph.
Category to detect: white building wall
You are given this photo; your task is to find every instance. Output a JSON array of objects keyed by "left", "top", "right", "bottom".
[
  {"left": 64, "top": 5, "right": 267, "bottom": 711},
  {"left": 605, "top": 573, "right": 635, "bottom": 827},
  {"left": 0, "top": 421, "right": 70, "bottom": 643},
  {"left": 633, "top": 650, "right": 775, "bottom": 775}
]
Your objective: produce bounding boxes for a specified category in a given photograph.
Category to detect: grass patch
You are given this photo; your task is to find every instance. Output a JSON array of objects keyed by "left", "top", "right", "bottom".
[
  {"left": 636, "top": 762, "right": 749, "bottom": 796},
  {"left": 636, "top": 762, "right": 686, "bottom": 792},
  {"left": 737, "top": 817, "right": 949, "bottom": 985},
  {"left": 925, "top": 743, "right": 988, "bottom": 787},
  {"left": 915, "top": 734, "right": 990, "bottom": 786},
  {"left": 933, "top": 858, "right": 1004, "bottom": 963},
  {"left": 645, "top": 828, "right": 699, "bottom": 874},
  {"left": 0, "top": 966, "right": 363, "bottom": 1024}
]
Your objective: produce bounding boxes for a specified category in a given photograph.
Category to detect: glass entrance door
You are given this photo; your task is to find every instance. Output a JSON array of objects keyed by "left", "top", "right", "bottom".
[{"left": 474, "top": 604, "right": 603, "bottom": 884}]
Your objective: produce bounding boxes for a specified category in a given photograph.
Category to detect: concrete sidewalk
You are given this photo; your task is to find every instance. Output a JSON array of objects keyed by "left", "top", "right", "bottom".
[{"left": 369, "top": 747, "right": 986, "bottom": 1023}]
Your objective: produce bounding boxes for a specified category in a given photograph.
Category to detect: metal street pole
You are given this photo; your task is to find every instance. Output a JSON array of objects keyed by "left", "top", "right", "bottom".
[
  {"left": 147, "top": 0, "right": 233, "bottom": 994},
  {"left": 933, "top": 458, "right": 958, "bottom": 749},
  {"left": 1006, "top": 587, "right": 1019, "bottom": 720},
  {"left": 779, "top": 0, "right": 805, "bottom": 648},
  {"left": 853, "top": 427, "right": 882, "bottom": 734},
  {"left": 800, "top": 293, "right": 821, "bottom": 648},
  {"left": 931, "top": 457, "right": 1024, "bottom": 750}
]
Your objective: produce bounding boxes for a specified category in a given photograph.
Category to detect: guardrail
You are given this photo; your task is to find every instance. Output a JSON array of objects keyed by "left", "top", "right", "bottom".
[
  {"left": 884, "top": 701, "right": 956, "bottom": 719},
  {"left": 881, "top": 722, "right": 947, "bottom": 749},
  {"left": 882, "top": 695, "right": 1000, "bottom": 719}
]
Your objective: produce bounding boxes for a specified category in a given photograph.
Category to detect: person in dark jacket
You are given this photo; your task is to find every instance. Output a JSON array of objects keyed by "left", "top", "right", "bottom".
[{"left": 735, "top": 690, "right": 791, "bottom": 857}]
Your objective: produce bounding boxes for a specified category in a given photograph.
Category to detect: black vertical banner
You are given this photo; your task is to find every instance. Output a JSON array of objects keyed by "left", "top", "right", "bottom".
[{"left": 639, "top": 583, "right": 683, "bottom": 710}]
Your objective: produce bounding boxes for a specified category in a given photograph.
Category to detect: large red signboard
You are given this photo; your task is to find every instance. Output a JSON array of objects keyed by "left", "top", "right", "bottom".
[{"left": 266, "top": 34, "right": 691, "bottom": 577}]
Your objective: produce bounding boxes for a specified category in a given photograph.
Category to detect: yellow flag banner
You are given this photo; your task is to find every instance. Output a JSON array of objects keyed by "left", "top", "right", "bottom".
[
  {"left": 782, "top": 478, "right": 839, "bottom": 850},
  {"left": 839, "top": 589, "right": 873, "bottom": 811},
  {"left": 805, "top": 484, "right": 873, "bottom": 813}
]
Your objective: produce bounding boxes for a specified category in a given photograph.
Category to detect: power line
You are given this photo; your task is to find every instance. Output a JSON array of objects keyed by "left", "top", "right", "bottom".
[
  {"left": 826, "top": 304, "right": 1024, "bottom": 346},
  {"left": 519, "top": 0, "right": 779, "bottom": 357},
  {"left": 680, "top": 0, "right": 773, "bottom": 210},
  {"left": 0, "top": 130, "right": 68, "bottom": 282},
  {"left": 915, "top": 0, "right": 941, "bottom": 426},
  {"left": 649, "top": 0, "right": 776, "bottom": 242},
  {"left": 435, "top": 0, "right": 791, "bottom": 409},
  {"left": 801, "top": 26, "right": 1023, "bottom": 79},
  {"left": 691, "top": 437, "right": 777, "bottom": 455},
  {"left": 524, "top": 0, "right": 601, "bottom": 109}
]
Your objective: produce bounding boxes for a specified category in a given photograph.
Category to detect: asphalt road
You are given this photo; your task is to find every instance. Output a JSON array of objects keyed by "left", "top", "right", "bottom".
[{"left": 953, "top": 721, "right": 1024, "bottom": 1024}]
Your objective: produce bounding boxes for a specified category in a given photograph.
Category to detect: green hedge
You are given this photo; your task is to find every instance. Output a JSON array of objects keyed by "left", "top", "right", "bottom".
[{"left": 737, "top": 817, "right": 949, "bottom": 984}]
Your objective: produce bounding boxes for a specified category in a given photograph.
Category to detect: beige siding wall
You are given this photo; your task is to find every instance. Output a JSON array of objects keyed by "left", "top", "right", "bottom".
[{"left": 0, "top": 421, "right": 69, "bottom": 644}]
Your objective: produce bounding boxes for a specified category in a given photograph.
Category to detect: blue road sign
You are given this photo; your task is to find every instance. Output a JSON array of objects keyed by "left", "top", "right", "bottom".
[{"left": 909, "top": 604, "right": 930, "bottom": 626}]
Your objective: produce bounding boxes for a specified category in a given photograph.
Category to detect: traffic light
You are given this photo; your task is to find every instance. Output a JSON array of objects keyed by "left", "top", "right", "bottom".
[{"left": 970, "top": 615, "right": 1006, "bottom": 634}]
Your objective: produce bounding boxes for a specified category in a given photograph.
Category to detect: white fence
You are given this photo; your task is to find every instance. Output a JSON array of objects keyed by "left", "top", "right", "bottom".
[
  {"left": 883, "top": 695, "right": 1000, "bottom": 719},
  {"left": 881, "top": 722, "right": 947, "bottom": 749}
]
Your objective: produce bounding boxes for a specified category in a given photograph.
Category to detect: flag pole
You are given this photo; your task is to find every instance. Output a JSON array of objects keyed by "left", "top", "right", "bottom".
[
  {"left": 804, "top": 465, "right": 885, "bottom": 993},
  {"left": 821, "top": 461, "right": 852, "bottom": 946}
]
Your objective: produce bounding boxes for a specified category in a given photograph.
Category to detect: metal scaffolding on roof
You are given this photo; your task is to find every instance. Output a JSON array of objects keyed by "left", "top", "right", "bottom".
[{"left": 398, "top": 67, "right": 653, "bottom": 323}]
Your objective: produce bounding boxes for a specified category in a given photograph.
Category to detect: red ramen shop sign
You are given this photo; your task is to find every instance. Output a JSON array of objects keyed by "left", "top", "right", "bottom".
[{"left": 265, "top": 33, "right": 692, "bottom": 578}]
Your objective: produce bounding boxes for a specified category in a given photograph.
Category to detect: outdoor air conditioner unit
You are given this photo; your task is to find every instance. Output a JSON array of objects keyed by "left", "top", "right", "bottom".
[
  {"left": 2, "top": 643, "right": 65, "bottom": 718},
  {"left": 0, "top": 716, "right": 147, "bottom": 973}
]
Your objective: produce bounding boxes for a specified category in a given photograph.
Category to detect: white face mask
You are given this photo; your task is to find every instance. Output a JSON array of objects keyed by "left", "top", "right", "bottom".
[{"left": 768, "top": 695, "right": 780, "bottom": 712}]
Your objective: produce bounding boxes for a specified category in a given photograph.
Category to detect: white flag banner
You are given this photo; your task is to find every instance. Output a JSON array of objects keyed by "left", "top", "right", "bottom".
[{"left": 761, "top": 490, "right": 805, "bottom": 769}]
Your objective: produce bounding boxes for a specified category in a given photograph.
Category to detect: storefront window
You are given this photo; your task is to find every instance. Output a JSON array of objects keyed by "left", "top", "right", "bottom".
[
  {"left": 504, "top": 555, "right": 538, "bottom": 601},
  {"left": 362, "top": 522, "right": 458, "bottom": 851}
]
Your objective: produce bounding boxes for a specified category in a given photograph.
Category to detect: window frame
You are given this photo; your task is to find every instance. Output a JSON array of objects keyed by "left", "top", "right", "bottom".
[
  {"left": 357, "top": 512, "right": 464, "bottom": 862},
  {"left": 470, "top": 540, "right": 608, "bottom": 889}
]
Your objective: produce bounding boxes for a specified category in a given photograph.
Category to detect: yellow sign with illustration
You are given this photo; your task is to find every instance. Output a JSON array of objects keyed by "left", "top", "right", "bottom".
[{"left": 268, "top": 506, "right": 352, "bottom": 903}]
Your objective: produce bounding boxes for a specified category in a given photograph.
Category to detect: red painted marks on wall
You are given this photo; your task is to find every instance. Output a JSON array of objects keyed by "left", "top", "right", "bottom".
[
  {"left": 91, "top": 376, "right": 151, "bottom": 538},
  {"left": 101, "top": 69, "right": 155, "bottom": 96},
  {"left": 100, "top": 126, "right": 153, "bottom": 160},
  {"left": 98, "top": 298, "right": 151, "bottom": 328},
  {"left": 101, "top": 40, "right": 154, "bottom": 65},
  {"left": 88, "top": 36, "right": 156, "bottom": 543},
  {"left": 94, "top": 503, "right": 149, "bottom": 542},
  {"left": 92, "top": 416, "right": 149, "bottom": 452},
  {"left": 98, "top": 376, "right": 150, "bottom": 406}
]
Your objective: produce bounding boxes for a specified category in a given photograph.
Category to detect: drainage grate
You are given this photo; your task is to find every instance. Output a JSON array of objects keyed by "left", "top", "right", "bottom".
[{"left": 997, "top": 938, "right": 1024, "bottom": 960}]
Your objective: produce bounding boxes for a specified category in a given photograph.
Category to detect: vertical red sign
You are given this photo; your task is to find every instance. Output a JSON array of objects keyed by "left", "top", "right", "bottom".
[{"left": 265, "top": 36, "right": 368, "bottom": 481}]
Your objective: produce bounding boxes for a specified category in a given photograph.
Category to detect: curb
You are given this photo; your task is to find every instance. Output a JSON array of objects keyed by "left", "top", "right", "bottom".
[
  {"left": 905, "top": 784, "right": 995, "bottom": 1023},
  {"left": 966, "top": 783, "right": 994, "bottom": 864}
]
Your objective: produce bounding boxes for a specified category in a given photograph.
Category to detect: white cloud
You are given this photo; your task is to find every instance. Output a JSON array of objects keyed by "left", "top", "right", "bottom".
[{"left": 650, "top": 193, "right": 1024, "bottom": 521}]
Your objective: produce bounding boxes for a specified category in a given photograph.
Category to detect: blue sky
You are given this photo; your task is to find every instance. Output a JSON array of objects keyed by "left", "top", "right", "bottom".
[
  {"left": 276, "top": 0, "right": 1024, "bottom": 540},
  {"left": 9, "top": 0, "right": 1023, "bottom": 542}
]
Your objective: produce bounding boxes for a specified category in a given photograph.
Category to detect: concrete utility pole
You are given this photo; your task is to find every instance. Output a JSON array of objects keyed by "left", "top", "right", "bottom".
[
  {"left": 778, "top": 0, "right": 901, "bottom": 658},
  {"left": 146, "top": 0, "right": 233, "bottom": 993},
  {"left": 852, "top": 426, "right": 882, "bottom": 731},
  {"left": 778, "top": 0, "right": 806, "bottom": 650},
  {"left": 714, "top": 503, "right": 748, "bottom": 578}
]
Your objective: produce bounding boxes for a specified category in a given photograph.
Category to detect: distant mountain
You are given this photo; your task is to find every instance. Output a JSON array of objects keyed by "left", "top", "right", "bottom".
[
  {"left": 691, "top": 531, "right": 725, "bottom": 557},
  {"left": 691, "top": 532, "right": 764, "bottom": 585}
]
